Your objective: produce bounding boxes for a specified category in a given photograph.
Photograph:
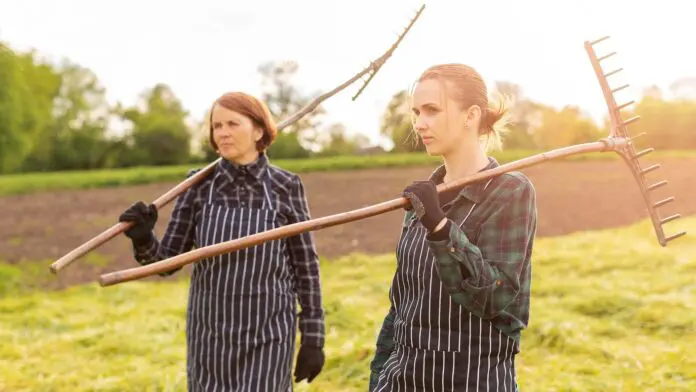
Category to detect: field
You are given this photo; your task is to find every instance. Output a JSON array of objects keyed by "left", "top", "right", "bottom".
[
  {"left": 1, "top": 217, "right": 694, "bottom": 391},
  {"left": 1, "top": 153, "right": 695, "bottom": 391}
]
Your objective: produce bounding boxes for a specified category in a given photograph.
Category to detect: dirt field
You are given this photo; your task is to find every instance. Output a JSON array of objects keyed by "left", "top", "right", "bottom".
[{"left": 2, "top": 158, "right": 694, "bottom": 289}]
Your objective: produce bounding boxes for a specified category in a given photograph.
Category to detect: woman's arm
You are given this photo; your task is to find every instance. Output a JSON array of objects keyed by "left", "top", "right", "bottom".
[
  {"left": 285, "top": 174, "right": 325, "bottom": 348},
  {"left": 130, "top": 169, "right": 200, "bottom": 276},
  {"left": 369, "top": 305, "right": 397, "bottom": 391},
  {"left": 426, "top": 175, "right": 537, "bottom": 326}
]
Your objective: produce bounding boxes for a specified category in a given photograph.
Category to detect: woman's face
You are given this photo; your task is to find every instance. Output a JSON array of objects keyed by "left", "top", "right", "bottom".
[
  {"left": 211, "top": 104, "right": 263, "bottom": 164},
  {"left": 411, "top": 78, "right": 480, "bottom": 157}
]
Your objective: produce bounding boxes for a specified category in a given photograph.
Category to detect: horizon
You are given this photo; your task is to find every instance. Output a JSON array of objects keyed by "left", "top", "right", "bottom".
[{"left": 1, "top": 0, "right": 693, "bottom": 149}]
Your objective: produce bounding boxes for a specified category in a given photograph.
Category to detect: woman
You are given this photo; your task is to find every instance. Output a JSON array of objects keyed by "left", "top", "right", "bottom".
[
  {"left": 369, "top": 64, "right": 537, "bottom": 391},
  {"left": 118, "top": 91, "right": 326, "bottom": 391}
]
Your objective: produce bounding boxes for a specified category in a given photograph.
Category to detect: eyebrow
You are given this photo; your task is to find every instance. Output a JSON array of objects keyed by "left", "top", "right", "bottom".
[{"left": 412, "top": 102, "right": 441, "bottom": 112}]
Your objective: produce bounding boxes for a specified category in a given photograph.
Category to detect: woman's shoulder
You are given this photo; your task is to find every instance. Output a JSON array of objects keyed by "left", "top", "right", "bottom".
[
  {"left": 489, "top": 171, "right": 536, "bottom": 203},
  {"left": 265, "top": 163, "right": 304, "bottom": 191},
  {"left": 181, "top": 166, "right": 215, "bottom": 195}
]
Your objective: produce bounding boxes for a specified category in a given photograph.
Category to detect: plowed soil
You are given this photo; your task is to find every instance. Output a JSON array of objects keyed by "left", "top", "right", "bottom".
[{"left": 2, "top": 158, "right": 694, "bottom": 290}]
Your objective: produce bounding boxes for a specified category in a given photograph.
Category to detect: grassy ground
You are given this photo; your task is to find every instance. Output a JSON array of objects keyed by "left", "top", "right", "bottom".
[
  {"left": 0, "top": 216, "right": 694, "bottom": 391},
  {"left": 2, "top": 149, "right": 694, "bottom": 197}
]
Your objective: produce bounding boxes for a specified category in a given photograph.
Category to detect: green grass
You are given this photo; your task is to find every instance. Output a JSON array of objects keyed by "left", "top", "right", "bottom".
[
  {"left": 2, "top": 149, "right": 695, "bottom": 197},
  {"left": 0, "top": 216, "right": 694, "bottom": 391}
]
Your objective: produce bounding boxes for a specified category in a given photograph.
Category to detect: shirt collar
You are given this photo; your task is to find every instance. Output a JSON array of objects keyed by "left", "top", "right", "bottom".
[
  {"left": 218, "top": 152, "right": 269, "bottom": 182},
  {"left": 428, "top": 156, "right": 500, "bottom": 203}
]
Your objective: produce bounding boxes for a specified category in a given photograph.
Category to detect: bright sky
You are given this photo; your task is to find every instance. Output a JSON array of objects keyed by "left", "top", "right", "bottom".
[{"left": 1, "top": 0, "right": 692, "bottom": 148}]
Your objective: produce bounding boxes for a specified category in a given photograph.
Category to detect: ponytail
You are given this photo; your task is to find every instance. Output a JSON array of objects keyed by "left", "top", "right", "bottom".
[{"left": 479, "top": 92, "right": 511, "bottom": 152}]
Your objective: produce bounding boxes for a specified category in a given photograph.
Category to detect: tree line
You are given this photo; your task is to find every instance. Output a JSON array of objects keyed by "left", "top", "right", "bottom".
[
  {"left": 1, "top": 41, "right": 694, "bottom": 174},
  {"left": 382, "top": 80, "right": 696, "bottom": 153}
]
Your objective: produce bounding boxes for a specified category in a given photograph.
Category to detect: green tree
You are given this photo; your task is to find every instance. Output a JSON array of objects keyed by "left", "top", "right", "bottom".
[
  {"left": 119, "top": 83, "right": 192, "bottom": 166},
  {"left": 257, "top": 60, "right": 323, "bottom": 158},
  {"left": 314, "top": 123, "right": 370, "bottom": 157},
  {"left": 0, "top": 43, "right": 61, "bottom": 173},
  {"left": 380, "top": 90, "right": 423, "bottom": 153},
  {"left": 23, "top": 60, "right": 115, "bottom": 171}
]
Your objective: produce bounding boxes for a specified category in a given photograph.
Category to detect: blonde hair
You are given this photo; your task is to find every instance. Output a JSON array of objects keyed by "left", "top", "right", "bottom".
[{"left": 411, "top": 63, "right": 511, "bottom": 153}]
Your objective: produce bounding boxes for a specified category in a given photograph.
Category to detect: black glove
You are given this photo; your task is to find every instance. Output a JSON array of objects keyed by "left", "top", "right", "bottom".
[
  {"left": 118, "top": 201, "right": 158, "bottom": 246},
  {"left": 294, "top": 344, "right": 324, "bottom": 383},
  {"left": 402, "top": 180, "right": 445, "bottom": 232}
]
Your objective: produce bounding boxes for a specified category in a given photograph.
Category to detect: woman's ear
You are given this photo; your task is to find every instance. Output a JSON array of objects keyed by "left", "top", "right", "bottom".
[
  {"left": 467, "top": 104, "right": 482, "bottom": 123},
  {"left": 254, "top": 127, "right": 264, "bottom": 142}
]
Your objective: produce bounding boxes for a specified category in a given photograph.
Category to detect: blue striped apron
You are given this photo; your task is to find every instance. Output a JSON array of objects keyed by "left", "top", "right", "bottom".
[
  {"left": 374, "top": 178, "right": 520, "bottom": 391},
  {"left": 186, "top": 168, "right": 296, "bottom": 391}
]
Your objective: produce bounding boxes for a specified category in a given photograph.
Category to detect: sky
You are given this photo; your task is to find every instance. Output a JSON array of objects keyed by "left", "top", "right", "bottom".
[{"left": 1, "top": 0, "right": 693, "bottom": 148}]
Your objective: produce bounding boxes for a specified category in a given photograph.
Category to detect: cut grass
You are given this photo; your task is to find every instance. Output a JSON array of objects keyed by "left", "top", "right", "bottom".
[
  {"left": 0, "top": 216, "right": 694, "bottom": 391},
  {"left": 2, "top": 149, "right": 694, "bottom": 197}
]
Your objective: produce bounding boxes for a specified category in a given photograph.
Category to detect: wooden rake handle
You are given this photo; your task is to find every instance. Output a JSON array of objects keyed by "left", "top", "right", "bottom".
[
  {"left": 49, "top": 4, "right": 427, "bottom": 275},
  {"left": 98, "top": 36, "right": 691, "bottom": 287},
  {"left": 99, "top": 139, "right": 623, "bottom": 287}
]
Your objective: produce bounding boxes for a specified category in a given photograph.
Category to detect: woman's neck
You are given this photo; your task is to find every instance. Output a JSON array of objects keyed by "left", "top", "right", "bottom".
[
  {"left": 442, "top": 145, "right": 489, "bottom": 183},
  {"left": 229, "top": 151, "right": 260, "bottom": 166}
]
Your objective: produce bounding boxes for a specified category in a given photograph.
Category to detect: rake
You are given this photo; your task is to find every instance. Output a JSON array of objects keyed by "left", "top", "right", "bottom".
[
  {"left": 48, "top": 4, "right": 427, "bottom": 275},
  {"left": 96, "top": 36, "right": 687, "bottom": 286}
]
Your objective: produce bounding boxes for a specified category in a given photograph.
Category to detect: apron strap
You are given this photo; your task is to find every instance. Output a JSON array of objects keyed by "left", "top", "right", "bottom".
[
  {"left": 457, "top": 177, "right": 495, "bottom": 229},
  {"left": 260, "top": 167, "right": 274, "bottom": 210}
]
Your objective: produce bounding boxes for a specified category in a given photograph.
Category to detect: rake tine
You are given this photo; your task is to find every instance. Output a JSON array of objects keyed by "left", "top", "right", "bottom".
[
  {"left": 590, "top": 36, "right": 611, "bottom": 46},
  {"left": 617, "top": 100, "right": 635, "bottom": 110},
  {"left": 604, "top": 68, "right": 623, "bottom": 78},
  {"left": 598, "top": 51, "right": 617, "bottom": 61}
]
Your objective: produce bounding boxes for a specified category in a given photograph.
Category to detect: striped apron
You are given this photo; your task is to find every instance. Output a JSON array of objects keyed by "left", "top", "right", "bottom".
[
  {"left": 186, "top": 168, "right": 296, "bottom": 391},
  {"left": 374, "top": 182, "right": 520, "bottom": 392}
]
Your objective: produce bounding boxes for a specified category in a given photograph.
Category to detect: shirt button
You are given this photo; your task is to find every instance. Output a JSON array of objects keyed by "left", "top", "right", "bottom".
[{"left": 449, "top": 247, "right": 456, "bottom": 253}]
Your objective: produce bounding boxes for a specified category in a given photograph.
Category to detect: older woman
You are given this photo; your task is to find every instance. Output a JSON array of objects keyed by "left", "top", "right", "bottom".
[{"left": 118, "top": 91, "right": 325, "bottom": 391}]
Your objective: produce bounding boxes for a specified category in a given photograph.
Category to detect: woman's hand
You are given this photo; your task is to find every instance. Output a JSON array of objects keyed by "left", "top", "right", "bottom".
[
  {"left": 294, "top": 344, "right": 324, "bottom": 383},
  {"left": 118, "top": 201, "right": 158, "bottom": 245},
  {"left": 401, "top": 180, "right": 447, "bottom": 233}
]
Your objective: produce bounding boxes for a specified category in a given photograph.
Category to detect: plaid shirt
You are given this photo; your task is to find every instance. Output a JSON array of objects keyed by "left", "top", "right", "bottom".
[
  {"left": 132, "top": 152, "right": 325, "bottom": 348},
  {"left": 370, "top": 158, "right": 537, "bottom": 388}
]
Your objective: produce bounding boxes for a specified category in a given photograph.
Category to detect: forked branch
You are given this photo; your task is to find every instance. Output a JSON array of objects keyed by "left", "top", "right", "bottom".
[{"left": 48, "top": 5, "right": 426, "bottom": 275}]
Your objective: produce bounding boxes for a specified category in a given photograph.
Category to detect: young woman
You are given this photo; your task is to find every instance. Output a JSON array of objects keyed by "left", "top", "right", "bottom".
[
  {"left": 369, "top": 63, "right": 537, "bottom": 391},
  {"left": 118, "top": 91, "right": 325, "bottom": 391}
]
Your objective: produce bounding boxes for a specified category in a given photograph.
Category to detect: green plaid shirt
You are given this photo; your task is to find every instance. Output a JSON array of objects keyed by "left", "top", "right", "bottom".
[{"left": 369, "top": 158, "right": 537, "bottom": 389}]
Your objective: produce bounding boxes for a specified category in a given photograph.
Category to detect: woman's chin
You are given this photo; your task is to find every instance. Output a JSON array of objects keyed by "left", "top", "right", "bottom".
[
  {"left": 423, "top": 144, "right": 443, "bottom": 156},
  {"left": 219, "top": 148, "right": 241, "bottom": 161}
]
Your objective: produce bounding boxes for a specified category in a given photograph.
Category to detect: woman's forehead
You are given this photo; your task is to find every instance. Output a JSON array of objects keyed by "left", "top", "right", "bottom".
[
  {"left": 412, "top": 79, "right": 447, "bottom": 107},
  {"left": 212, "top": 104, "right": 245, "bottom": 121}
]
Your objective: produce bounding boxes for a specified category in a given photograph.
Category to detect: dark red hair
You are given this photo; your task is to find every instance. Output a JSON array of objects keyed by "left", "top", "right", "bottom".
[{"left": 208, "top": 92, "right": 278, "bottom": 152}]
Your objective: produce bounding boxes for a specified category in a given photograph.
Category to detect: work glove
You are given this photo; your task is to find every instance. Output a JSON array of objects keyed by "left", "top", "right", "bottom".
[
  {"left": 118, "top": 201, "right": 158, "bottom": 246},
  {"left": 401, "top": 180, "right": 446, "bottom": 233},
  {"left": 294, "top": 344, "right": 324, "bottom": 383}
]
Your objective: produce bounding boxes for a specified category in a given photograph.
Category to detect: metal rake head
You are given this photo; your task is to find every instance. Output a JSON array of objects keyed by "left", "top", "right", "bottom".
[{"left": 584, "top": 36, "right": 686, "bottom": 247}]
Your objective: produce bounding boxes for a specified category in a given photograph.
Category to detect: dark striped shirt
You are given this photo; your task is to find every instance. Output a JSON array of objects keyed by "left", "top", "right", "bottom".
[{"left": 132, "top": 152, "right": 325, "bottom": 348}]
